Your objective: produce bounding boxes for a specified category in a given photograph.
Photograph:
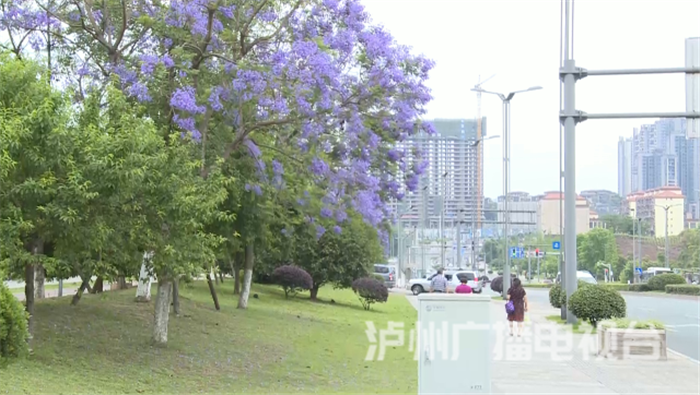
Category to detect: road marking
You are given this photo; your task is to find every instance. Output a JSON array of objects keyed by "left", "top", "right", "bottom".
[{"left": 684, "top": 314, "right": 700, "bottom": 320}]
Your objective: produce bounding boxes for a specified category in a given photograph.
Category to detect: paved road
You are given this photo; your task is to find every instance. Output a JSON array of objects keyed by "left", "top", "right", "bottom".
[{"left": 507, "top": 288, "right": 700, "bottom": 362}]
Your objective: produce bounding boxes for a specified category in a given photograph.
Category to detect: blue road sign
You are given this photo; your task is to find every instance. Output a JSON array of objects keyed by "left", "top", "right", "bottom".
[
  {"left": 510, "top": 247, "right": 525, "bottom": 259},
  {"left": 552, "top": 241, "right": 561, "bottom": 250},
  {"left": 635, "top": 267, "right": 643, "bottom": 275}
]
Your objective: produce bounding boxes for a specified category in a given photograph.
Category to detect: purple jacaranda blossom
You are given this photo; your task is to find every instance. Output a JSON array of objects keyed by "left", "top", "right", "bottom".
[{"left": 316, "top": 225, "right": 326, "bottom": 239}]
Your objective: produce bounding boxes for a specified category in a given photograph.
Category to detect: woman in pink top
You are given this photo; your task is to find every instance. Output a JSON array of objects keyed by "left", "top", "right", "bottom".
[{"left": 455, "top": 276, "right": 472, "bottom": 294}]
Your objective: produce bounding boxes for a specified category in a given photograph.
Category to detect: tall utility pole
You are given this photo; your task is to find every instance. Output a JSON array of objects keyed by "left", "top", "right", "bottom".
[
  {"left": 657, "top": 204, "right": 681, "bottom": 268},
  {"left": 456, "top": 209, "right": 463, "bottom": 268},
  {"left": 471, "top": 87, "right": 541, "bottom": 298},
  {"left": 474, "top": 74, "right": 495, "bottom": 263},
  {"left": 440, "top": 172, "right": 447, "bottom": 269},
  {"left": 559, "top": 0, "right": 699, "bottom": 324},
  {"left": 631, "top": 208, "right": 637, "bottom": 283}
]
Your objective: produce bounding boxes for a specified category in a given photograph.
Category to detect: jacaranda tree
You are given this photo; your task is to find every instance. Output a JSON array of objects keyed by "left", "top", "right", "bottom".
[{"left": 2, "top": 0, "right": 435, "bottom": 345}]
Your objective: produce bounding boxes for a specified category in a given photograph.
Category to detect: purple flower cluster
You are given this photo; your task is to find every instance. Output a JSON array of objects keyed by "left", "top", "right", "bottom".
[{"left": 2, "top": 0, "right": 435, "bottom": 247}]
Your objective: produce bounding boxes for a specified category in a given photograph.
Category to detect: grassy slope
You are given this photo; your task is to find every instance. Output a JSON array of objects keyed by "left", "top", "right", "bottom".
[{"left": 0, "top": 281, "right": 417, "bottom": 394}]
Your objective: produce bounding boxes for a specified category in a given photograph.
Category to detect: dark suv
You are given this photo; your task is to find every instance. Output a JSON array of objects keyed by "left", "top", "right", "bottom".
[{"left": 373, "top": 264, "right": 396, "bottom": 288}]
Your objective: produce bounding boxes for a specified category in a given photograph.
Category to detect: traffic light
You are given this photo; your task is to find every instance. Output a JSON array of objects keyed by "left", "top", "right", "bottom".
[
  {"left": 471, "top": 241, "right": 475, "bottom": 251},
  {"left": 535, "top": 248, "right": 539, "bottom": 256}
]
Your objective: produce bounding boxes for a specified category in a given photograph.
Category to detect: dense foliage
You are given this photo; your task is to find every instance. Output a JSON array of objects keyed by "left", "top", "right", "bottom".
[
  {"left": 271, "top": 265, "right": 313, "bottom": 298},
  {"left": 568, "top": 285, "right": 626, "bottom": 327},
  {"left": 1, "top": 0, "right": 434, "bottom": 346},
  {"left": 647, "top": 273, "right": 686, "bottom": 291},
  {"left": 665, "top": 284, "right": 700, "bottom": 295},
  {"left": 576, "top": 228, "right": 618, "bottom": 278},
  {"left": 351, "top": 277, "right": 388, "bottom": 310},
  {"left": 0, "top": 283, "right": 29, "bottom": 361}
]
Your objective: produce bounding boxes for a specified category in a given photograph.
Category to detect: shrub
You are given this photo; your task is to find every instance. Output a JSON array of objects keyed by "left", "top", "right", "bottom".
[
  {"left": 351, "top": 277, "right": 388, "bottom": 310},
  {"left": 549, "top": 283, "right": 563, "bottom": 308},
  {"left": 600, "top": 318, "right": 664, "bottom": 330},
  {"left": 647, "top": 273, "right": 686, "bottom": 291},
  {"left": 524, "top": 283, "right": 552, "bottom": 288},
  {"left": 568, "top": 285, "right": 626, "bottom": 327},
  {"left": 271, "top": 265, "right": 313, "bottom": 298},
  {"left": 0, "top": 283, "right": 30, "bottom": 361},
  {"left": 601, "top": 282, "right": 629, "bottom": 291},
  {"left": 666, "top": 284, "right": 700, "bottom": 295},
  {"left": 371, "top": 273, "right": 385, "bottom": 282},
  {"left": 490, "top": 276, "right": 503, "bottom": 293},
  {"left": 550, "top": 280, "right": 593, "bottom": 308},
  {"left": 629, "top": 283, "right": 651, "bottom": 292}
]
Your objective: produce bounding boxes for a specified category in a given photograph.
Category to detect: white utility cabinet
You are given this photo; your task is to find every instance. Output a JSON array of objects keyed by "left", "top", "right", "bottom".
[{"left": 417, "top": 293, "right": 491, "bottom": 394}]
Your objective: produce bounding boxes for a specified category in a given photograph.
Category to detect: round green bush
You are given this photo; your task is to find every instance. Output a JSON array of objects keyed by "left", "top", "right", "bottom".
[
  {"left": 490, "top": 276, "right": 503, "bottom": 293},
  {"left": 351, "top": 277, "right": 388, "bottom": 310},
  {"left": 0, "top": 283, "right": 30, "bottom": 361},
  {"left": 568, "top": 284, "right": 626, "bottom": 327},
  {"left": 549, "top": 283, "right": 563, "bottom": 308},
  {"left": 550, "top": 280, "right": 592, "bottom": 308},
  {"left": 647, "top": 273, "right": 686, "bottom": 291},
  {"left": 371, "top": 273, "right": 385, "bottom": 282}
]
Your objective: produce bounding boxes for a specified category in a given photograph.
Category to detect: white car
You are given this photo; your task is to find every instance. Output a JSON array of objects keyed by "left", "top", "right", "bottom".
[
  {"left": 556, "top": 270, "right": 598, "bottom": 285},
  {"left": 408, "top": 271, "right": 483, "bottom": 295}
]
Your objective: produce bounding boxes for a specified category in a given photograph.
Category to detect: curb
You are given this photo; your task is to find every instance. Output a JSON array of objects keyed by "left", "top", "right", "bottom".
[{"left": 667, "top": 348, "right": 700, "bottom": 365}]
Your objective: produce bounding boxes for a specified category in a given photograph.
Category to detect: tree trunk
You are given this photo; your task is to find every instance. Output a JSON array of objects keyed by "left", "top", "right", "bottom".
[
  {"left": 214, "top": 269, "right": 220, "bottom": 285},
  {"left": 232, "top": 259, "right": 241, "bottom": 295},
  {"left": 34, "top": 264, "right": 45, "bottom": 299},
  {"left": 24, "top": 262, "right": 36, "bottom": 341},
  {"left": 117, "top": 275, "right": 128, "bottom": 289},
  {"left": 218, "top": 272, "right": 224, "bottom": 283},
  {"left": 152, "top": 278, "right": 173, "bottom": 346},
  {"left": 135, "top": 253, "right": 153, "bottom": 302},
  {"left": 172, "top": 279, "right": 180, "bottom": 316},
  {"left": 310, "top": 285, "right": 320, "bottom": 301},
  {"left": 71, "top": 278, "right": 90, "bottom": 306},
  {"left": 206, "top": 272, "right": 221, "bottom": 311},
  {"left": 237, "top": 244, "right": 254, "bottom": 309},
  {"left": 25, "top": 238, "right": 43, "bottom": 341},
  {"left": 91, "top": 277, "right": 103, "bottom": 294}
]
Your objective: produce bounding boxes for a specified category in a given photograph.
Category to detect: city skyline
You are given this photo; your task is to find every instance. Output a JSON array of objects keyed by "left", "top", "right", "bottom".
[{"left": 362, "top": 0, "right": 700, "bottom": 198}]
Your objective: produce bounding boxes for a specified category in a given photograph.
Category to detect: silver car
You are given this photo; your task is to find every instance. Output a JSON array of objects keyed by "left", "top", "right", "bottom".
[{"left": 408, "top": 270, "right": 482, "bottom": 295}]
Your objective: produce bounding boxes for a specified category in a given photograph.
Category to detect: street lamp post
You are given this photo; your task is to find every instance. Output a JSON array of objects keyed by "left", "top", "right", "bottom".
[
  {"left": 440, "top": 172, "right": 448, "bottom": 269},
  {"left": 656, "top": 204, "right": 682, "bottom": 268},
  {"left": 471, "top": 86, "right": 542, "bottom": 298},
  {"left": 397, "top": 204, "right": 414, "bottom": 287},
  {"left": 470, "top": 135, "right": 501, "bottom": 273}
]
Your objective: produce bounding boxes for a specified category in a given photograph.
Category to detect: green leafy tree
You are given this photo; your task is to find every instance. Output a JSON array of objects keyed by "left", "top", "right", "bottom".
[
  {"left": 577, "top": 228, "right": 619, "bottom": 277},
  {"left": 676, "top": 229, "right": 700, "bottom": 269},
  {"left": 293, "top": 213, "right": 384, "bottom": 300}
]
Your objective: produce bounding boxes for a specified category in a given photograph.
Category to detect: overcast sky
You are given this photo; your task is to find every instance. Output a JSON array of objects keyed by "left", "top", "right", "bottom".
[{"left": 362, "top": 0, "right": 700, "bottom": 198}]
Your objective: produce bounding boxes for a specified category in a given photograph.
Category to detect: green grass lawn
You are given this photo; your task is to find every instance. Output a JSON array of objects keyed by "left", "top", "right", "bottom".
[
  {"left": 0, "top": 281, "right": 418, "bottom": 394},
  {"left": 545, "top": 315, "right": 597, "bottom": 335}
]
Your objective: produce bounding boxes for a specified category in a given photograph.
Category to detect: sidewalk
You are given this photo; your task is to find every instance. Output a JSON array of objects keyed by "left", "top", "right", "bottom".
[{"left": 405, "top": 294, "right": 699, "bottom": 394}]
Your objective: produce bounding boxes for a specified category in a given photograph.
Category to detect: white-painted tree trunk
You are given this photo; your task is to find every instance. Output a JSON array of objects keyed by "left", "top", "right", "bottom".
[
  {"left": 237, "top": 244, "right": 254, "bottom": 309},
  {"left": 135, "top": 252, "right": 153, "bottom": 302},
  {"left": 152, "top": 279, "right": 173, "bottom": 345},
  {"left": 34, "top": 264, "right": 45, "bottom": 299}
]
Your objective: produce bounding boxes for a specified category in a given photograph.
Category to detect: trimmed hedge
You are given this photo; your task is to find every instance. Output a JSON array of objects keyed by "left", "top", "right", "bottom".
[
  {"left": 600, "top": 318, "right": 664, "bottom": 330},
  {"left": 665, "top": 284, "right": 700, "bottom": 295},
  {"left": 549, "top": 283, "right": 564, "bottom": 308},
  {"left": 647, "top": 273, "right": 686, "bottom": 291},
  {"left": 371, "top": 273, "right": 385, "bottom": 282},
  {"left": 628, "top": 283, "right": 651, "bottom": 292},
  {"left": 271, "top": 265, "right": 313, "bottom": 298},
  {"left": 568, "top": 285, "right": 626, "bottom": 327},
  {"left": 0, "top": 283, "right": 30, "bottom": 361},
  {"left": 523, "top": 283, "right": 552, "bottom": 288},
  {"left": 549, "top": 280, "right": 593, "bottom": 308},
  {"left": 490, "top": 276, "right": 503, "bottom": 293},
  {"left": 601, "top": 282, "right": 629, "bottom": 291},
  {"left": 351, "top": 277, "right": 389, "bottom": 310}
]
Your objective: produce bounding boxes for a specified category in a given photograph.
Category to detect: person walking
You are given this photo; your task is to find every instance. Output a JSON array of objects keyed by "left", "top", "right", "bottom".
[
  {"left": 455, "top": 275, "right": 472, "bottom": 294},
  {"left": 506, "top": 278, "right": 528, "bottom": 336},
  {"left": 430, "top": 269, "right": 447, "bottom": 293}
]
